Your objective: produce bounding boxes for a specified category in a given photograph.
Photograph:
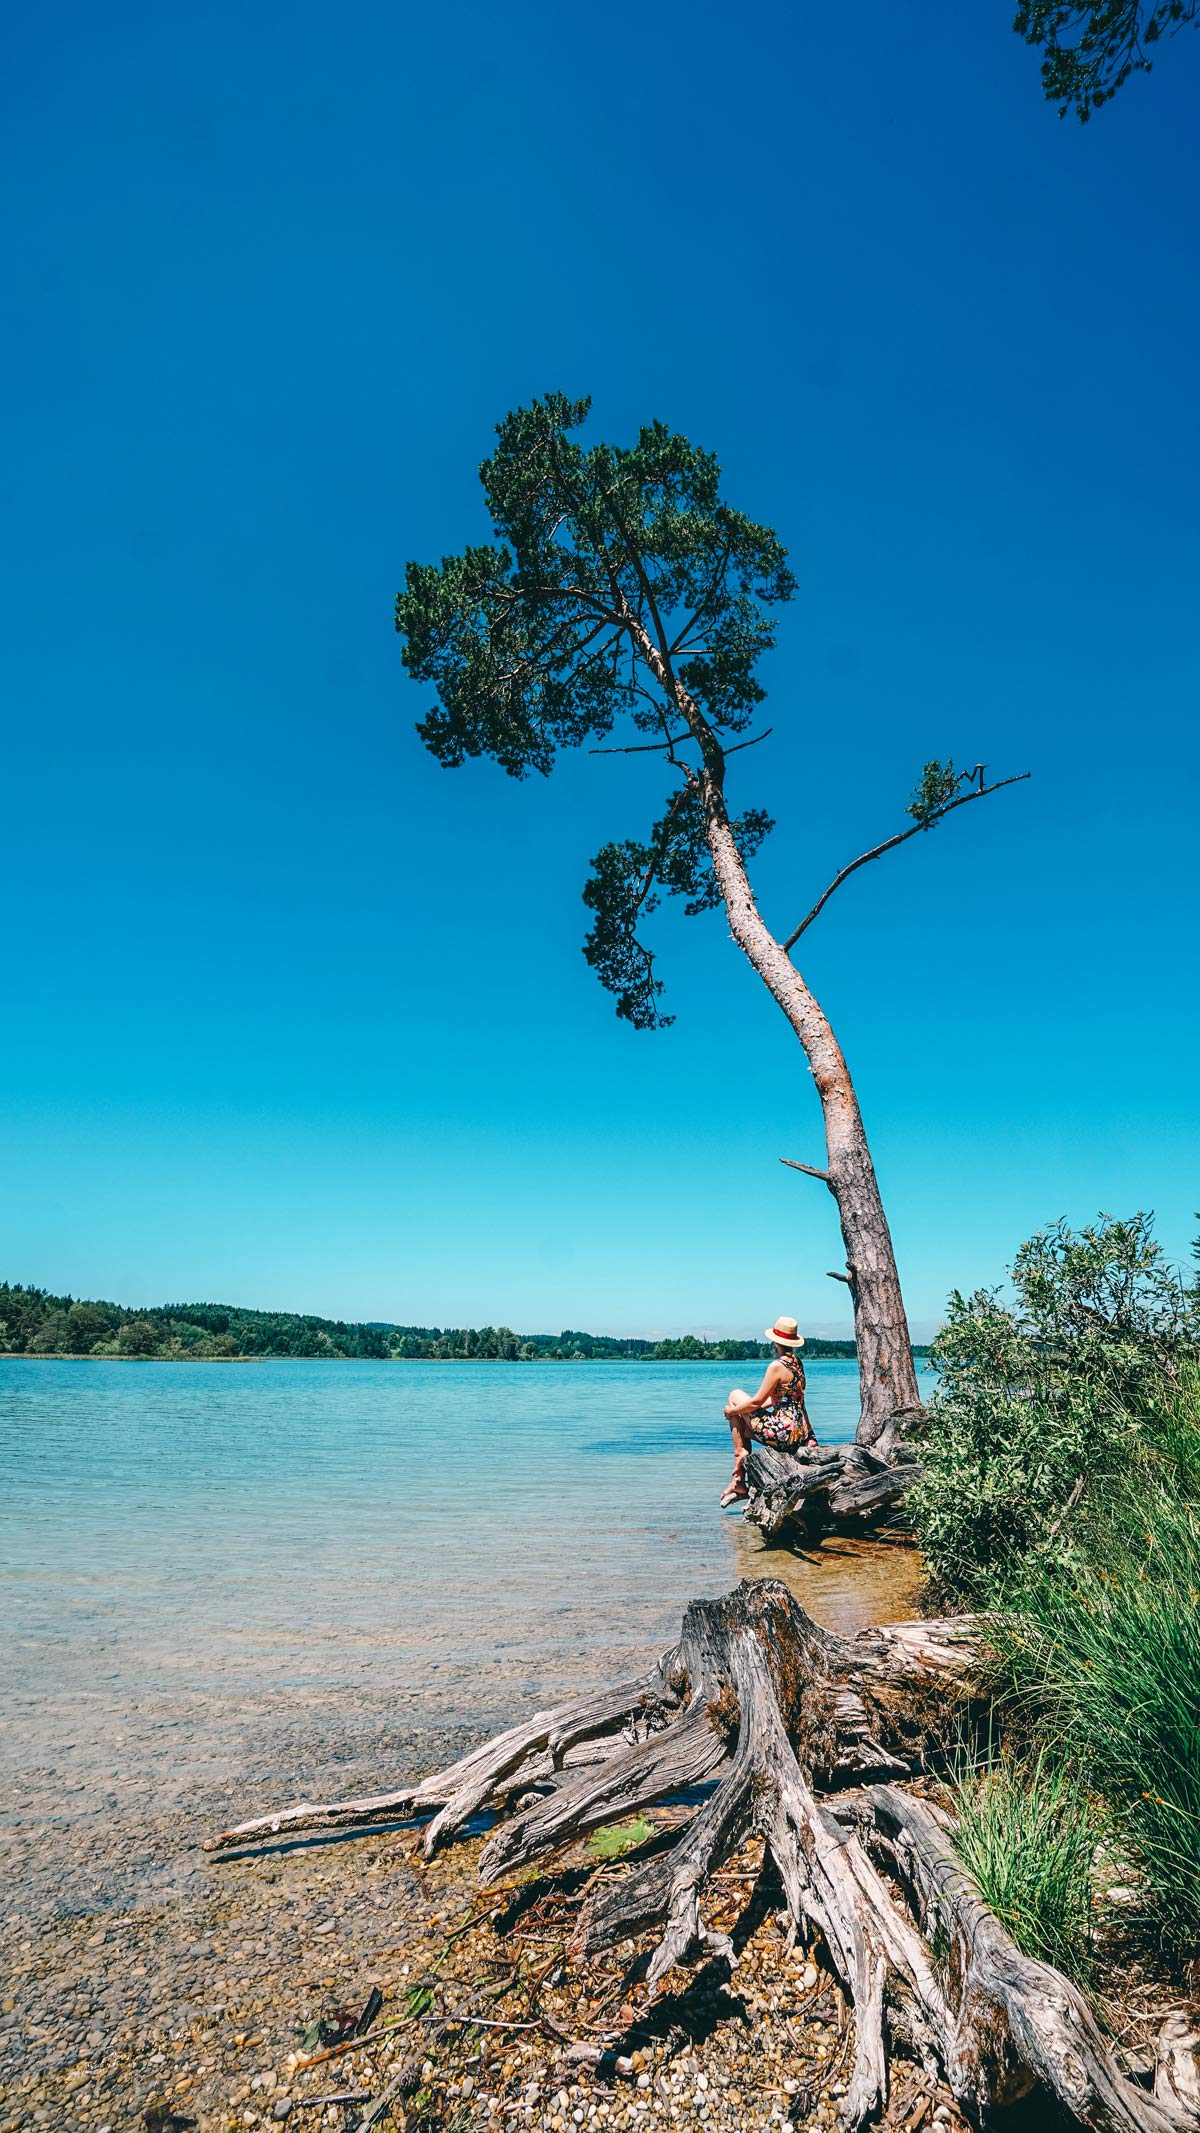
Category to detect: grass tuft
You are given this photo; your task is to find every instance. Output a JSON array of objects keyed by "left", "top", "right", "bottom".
[
  {"left": 949, "top": 1744, "right": 1097, "bottom": 1981},
  {"left": 586, "top": 1816, "right": 657, "bottom": 1861}
]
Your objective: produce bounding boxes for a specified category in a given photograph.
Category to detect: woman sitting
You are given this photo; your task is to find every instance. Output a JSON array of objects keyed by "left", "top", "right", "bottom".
[{"left": 720, "top": 1315, "right": 816, "bottom": 1507}]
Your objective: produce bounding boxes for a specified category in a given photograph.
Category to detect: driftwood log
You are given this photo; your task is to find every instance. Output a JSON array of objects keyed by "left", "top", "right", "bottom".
[
  {"left": 207, "top": 1581, "right": 1189, "bottom": 2133},
  {"left": 744, "top": 1430, "right": 921, "bottom": 1542}
]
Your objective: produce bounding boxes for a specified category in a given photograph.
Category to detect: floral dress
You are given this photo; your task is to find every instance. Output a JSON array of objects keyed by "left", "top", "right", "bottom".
[{"left": 747, "top": 1353, "right": 815, "bottom": 1449}]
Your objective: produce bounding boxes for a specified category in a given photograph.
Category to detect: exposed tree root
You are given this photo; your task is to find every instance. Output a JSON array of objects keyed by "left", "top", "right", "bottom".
[
  {"left": 744, "top": 1439, "right": 920, "bottom": 1542},
  {"left": 850, "top": 1787, "right": 1189, "bottom": 2132},
  {"left": 205, "top": 1580, "right": 1188, "bottom": 2131},
  {"left": 204, "top": 1669, "right": 674, "bottom": 1857}
]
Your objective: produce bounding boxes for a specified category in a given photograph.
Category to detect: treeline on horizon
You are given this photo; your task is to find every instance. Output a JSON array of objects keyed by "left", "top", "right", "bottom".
[{"left": 0, "top": 1284, "right": 894, "bottom": 1363}]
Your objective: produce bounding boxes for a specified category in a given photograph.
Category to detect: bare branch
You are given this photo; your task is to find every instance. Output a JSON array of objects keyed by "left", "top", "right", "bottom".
[
  {"left": 588, "top": 733, "right": 692, "bottom": 757},
  {"left": 780, "top": 1157, "right": 830, "bottom": 1183},
  {"left": 724, "top": 726, "right": 773, "bottom": 758},
  {"left": 826, "top": 1270, "right": 853, "bottom": 1286},
  {"left": 1045, "top": 1475, "right": 1085, "bottom": 1547},
  {"left": 594, "top": 725, "right": 770, "bottom": 762},
  {"left": 783, "top": 773, "right": 1030, "bottom": 952}
]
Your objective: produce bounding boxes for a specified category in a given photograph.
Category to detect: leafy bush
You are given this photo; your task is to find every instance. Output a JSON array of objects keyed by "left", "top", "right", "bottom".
[
  {"left": 909, "top": 1214, "right": 1195, "bottom": 1606},
  {"left": 950, "top": 1744, "right": 1097, "bottom": 1981},
  {"left": 915, "top": 1215, "right": 1200, "bottom": 1956}
]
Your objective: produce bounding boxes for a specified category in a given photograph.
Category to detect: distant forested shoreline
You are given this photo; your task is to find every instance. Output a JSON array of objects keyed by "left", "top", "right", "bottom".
[{"left": 0, "top": 1283, "right": 923, "bottom": 1362}]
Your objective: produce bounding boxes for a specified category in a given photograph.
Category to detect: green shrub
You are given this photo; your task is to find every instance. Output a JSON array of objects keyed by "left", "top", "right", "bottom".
[
  {"left": 909, "top": 1214, "right": 1195, "bottom": 1606},
  {"left": 915, "top": 1219, "right": 1200, "bottom": 1955},
  {"left": 949, "top": 1744, "right": 1097, "bottom": 1981}
]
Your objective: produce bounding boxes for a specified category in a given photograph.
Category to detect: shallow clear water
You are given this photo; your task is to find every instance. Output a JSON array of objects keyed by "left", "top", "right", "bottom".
[{"left": 0, "top": 1358, "right": 929, "bottom": 1799}]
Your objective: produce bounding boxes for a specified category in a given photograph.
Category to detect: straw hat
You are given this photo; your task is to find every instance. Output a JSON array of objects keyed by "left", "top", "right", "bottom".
[{"left": 764, "top": 1314, "right": 805, "bottom": 1349}]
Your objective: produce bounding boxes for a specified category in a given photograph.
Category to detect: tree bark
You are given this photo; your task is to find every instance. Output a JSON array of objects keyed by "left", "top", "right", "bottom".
[
  {"left": 700, "top": 772, "right": 920, "bottom": 1452},
  {"left": 629, "top": 607, "right": 920, "bottom": 1450}
]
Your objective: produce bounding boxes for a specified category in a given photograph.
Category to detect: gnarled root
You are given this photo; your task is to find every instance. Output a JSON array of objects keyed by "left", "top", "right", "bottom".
[
  {"left": 851, "top": 1787, "right": 1189, "bottom": 2133},
  {"left": 204, "top": 1666, "right": 678, "bottom": 1857},
  {"left": 744, "top": 1441, "right": 919, "bottom": 1542},
  {"left": 203, "top": 1580, "right": 1175, "bottom": 2131}
]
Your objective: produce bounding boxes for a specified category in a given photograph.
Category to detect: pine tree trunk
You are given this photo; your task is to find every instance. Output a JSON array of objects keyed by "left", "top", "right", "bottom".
[
  {"left": 631, "top": 622, "right": 921, "bottom": 1451},
  {"left": 702, "top": 772, "right": 921, "bottom": 1450}
]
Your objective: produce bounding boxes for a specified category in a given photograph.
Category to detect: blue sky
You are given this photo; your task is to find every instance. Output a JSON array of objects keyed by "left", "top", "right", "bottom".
[{"left": 2, "top": 0, "right": 1197, "bottom": 1340}]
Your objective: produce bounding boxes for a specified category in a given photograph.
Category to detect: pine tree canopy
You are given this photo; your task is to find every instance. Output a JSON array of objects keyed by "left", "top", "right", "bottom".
[{"left": 395, "top": 394, "right": 792, "bottom": 1028}]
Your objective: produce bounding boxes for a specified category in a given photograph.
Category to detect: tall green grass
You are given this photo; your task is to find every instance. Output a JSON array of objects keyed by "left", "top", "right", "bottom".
[
  {"left": 949, "top": 1745, "right": 1096, "bottom": 1981},
  {"left": 998, "top": 1365, "right": 1200, "bottom": 1951}
]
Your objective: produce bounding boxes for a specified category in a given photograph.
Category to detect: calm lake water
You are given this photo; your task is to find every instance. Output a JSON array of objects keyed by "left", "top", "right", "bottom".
[{"left": 0, "top": 1359, "right": 931, "bottom": 1826}]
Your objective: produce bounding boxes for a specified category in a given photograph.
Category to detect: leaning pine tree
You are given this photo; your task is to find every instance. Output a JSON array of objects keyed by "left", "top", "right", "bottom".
[
  {"left": 210, "top": 435, "right": 1175, "bottom": 2125},
  {"left": 396, "top": 395, "right": 1026, "bottom": 1459}
]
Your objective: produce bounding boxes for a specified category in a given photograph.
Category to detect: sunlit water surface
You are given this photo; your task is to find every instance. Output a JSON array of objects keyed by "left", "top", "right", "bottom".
[{"left": 0, "top": 1360, "right": 930, "bottom": 1807}]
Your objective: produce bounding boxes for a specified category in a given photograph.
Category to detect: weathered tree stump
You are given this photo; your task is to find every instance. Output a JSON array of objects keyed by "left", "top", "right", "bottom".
[
  {"left": 205, "top": 1579, "right": 1182, "bottom": 2130},
  {"left": 744, "top": 1431, "right": 921, "bottom": 1542}
]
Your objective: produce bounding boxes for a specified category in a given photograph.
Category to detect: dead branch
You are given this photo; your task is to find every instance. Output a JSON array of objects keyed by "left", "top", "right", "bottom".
[
  {"left": 743, "top": 1438, "right": 923, "bottom": 1540},
  {"left": 782, "top": 773, "right": 1031, "bottom": 952},
  {"left": 780, "top": 1157, "right": 831, "bottom": 1182}
]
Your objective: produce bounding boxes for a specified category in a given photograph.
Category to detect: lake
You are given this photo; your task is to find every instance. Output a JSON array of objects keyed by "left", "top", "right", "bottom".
[{"left": 0, "top": 1358, "right": 930, "bottom": 1913}]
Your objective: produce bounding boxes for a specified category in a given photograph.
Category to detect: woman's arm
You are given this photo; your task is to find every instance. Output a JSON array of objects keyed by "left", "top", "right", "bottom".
[{"left": 724, "top": 1361, "right": 786, "bottom": 1418}]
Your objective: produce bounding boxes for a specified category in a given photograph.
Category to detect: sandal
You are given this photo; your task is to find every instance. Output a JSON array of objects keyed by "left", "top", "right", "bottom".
[{"left": 719, "top": 1474, "right": 749, "bottom": 1508}]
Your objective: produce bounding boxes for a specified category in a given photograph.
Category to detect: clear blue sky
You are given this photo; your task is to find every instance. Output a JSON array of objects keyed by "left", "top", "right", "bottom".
[{"left": 3, "top": 1, "right": 1197, "bottom": 1340}]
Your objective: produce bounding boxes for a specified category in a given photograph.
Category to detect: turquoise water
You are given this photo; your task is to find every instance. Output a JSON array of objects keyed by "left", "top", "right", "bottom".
[{"left": 0, "top": 1359, "right": 927, "bottom": 1808}]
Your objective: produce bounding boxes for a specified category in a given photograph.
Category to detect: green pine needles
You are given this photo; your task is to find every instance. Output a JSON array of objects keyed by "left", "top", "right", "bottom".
[
  {"left": 395, "top": 395, "right": 1012, "bottom": 1037},
  {"left": 396, "top": 394, "right": 793, "bottom": 1029},
  {"left": 1014, "top": 2, "right": 1199, "bottom": 120}
]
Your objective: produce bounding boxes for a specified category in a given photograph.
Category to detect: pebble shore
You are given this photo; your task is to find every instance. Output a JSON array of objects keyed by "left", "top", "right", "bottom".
[
  {"left": 0, "top": 1720, "right": 949, "bottom": 2133},
  {"left": 0, "top": 1520, "right": 949, "bottom": 2133}
]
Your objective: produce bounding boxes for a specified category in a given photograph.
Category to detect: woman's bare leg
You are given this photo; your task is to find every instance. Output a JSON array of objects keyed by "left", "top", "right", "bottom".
[{"left": 722, "top": 1392, "right": 753, "bottom": 1501}]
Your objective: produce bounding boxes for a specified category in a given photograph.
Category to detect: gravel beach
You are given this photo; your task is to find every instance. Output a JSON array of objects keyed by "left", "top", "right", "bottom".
[
  {"left": 0, "top": 1777, "right": 898, "bottom": 2133},
  {"left": 0, "top": 1683, "right": 955, "bottom": 2133}
]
